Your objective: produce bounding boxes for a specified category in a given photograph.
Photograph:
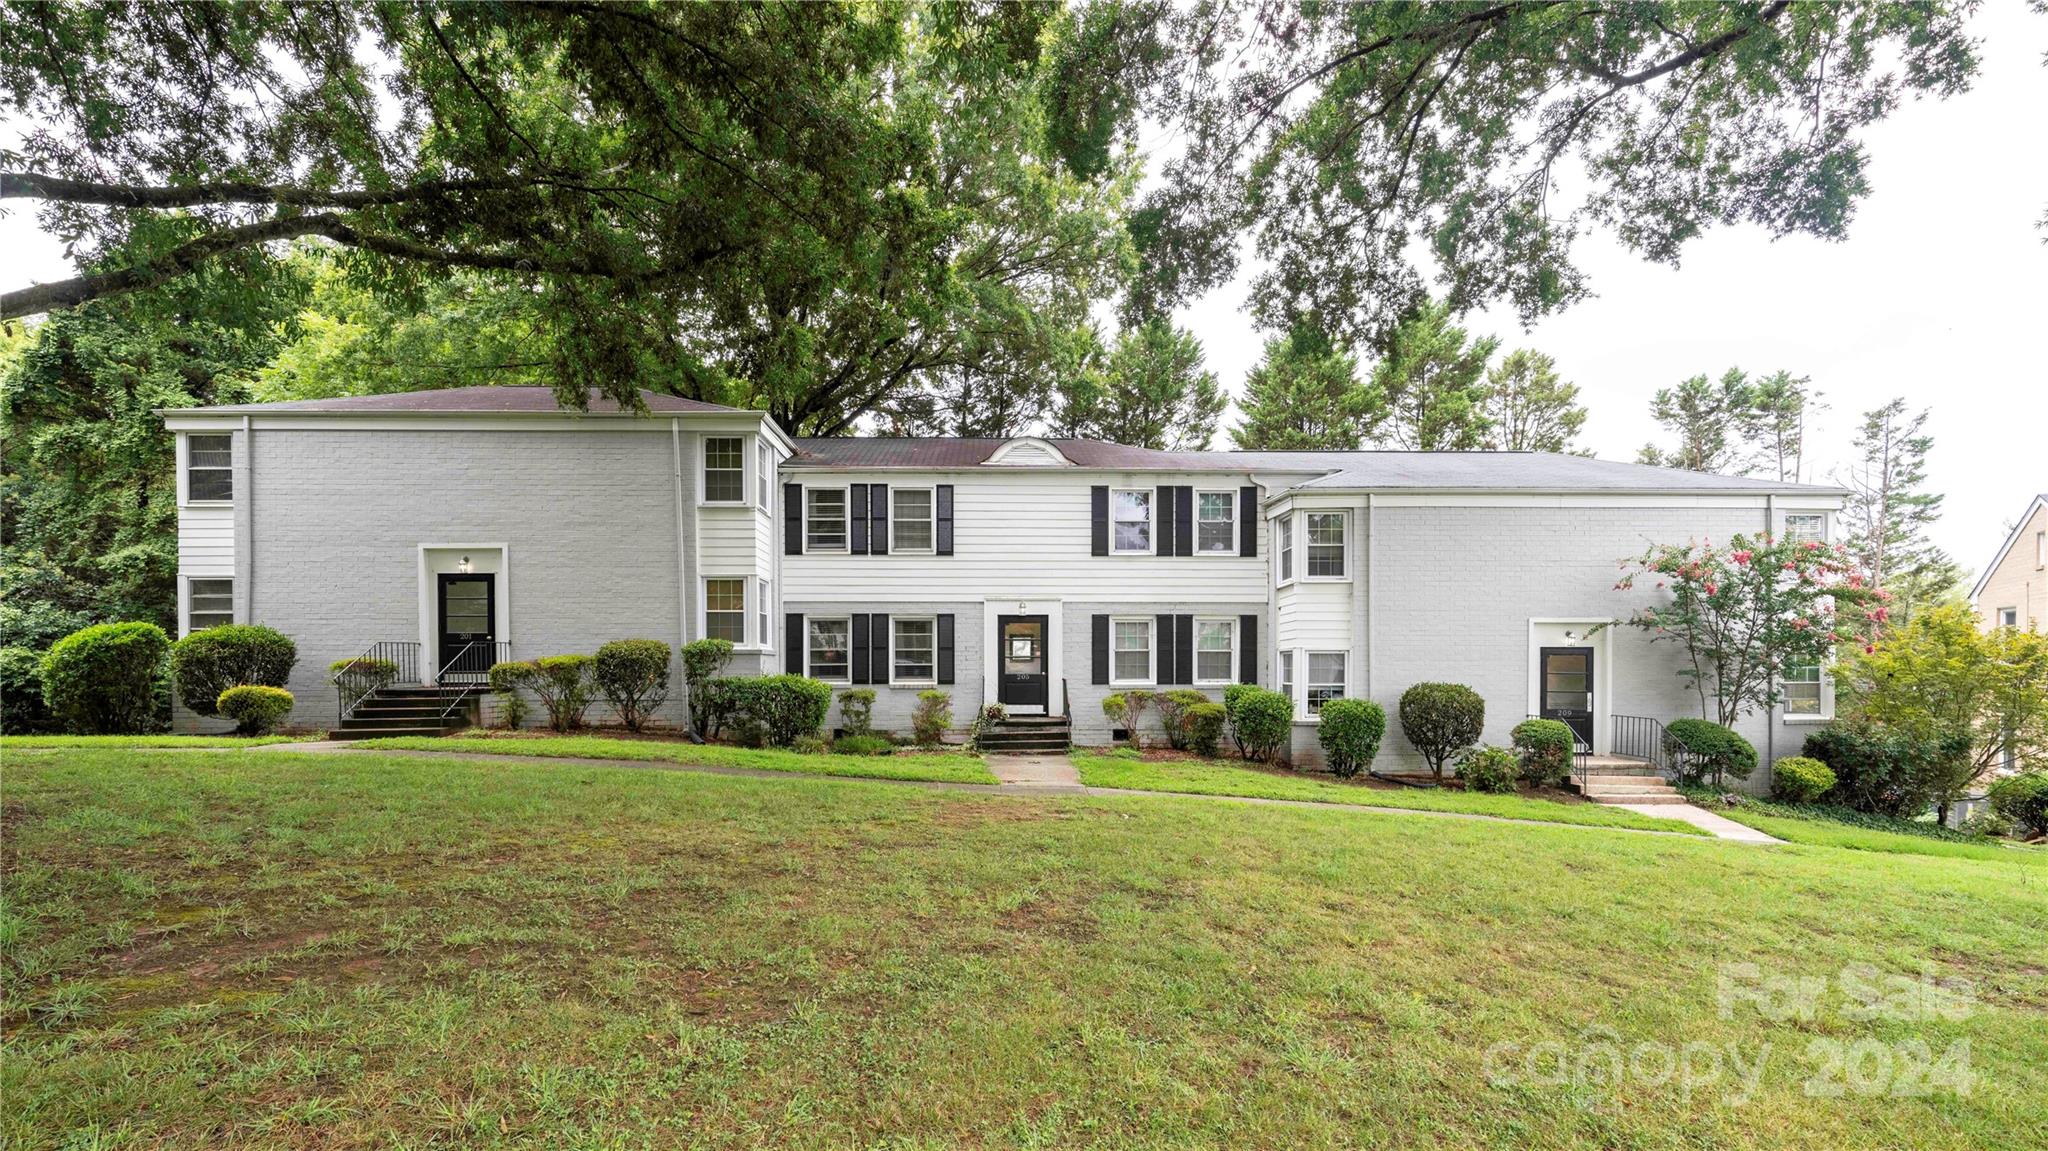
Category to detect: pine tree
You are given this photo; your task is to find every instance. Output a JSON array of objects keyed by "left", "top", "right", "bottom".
[
  {"left": 1479, "top": 350, "right": 1586, "bottom": 453},
  {"left": 1838, "top": 399, "right": 1962, "bottom": 624},
  {"left": 1636, "top": 369, "right": 1754, "bottom": 473},
  {"left": 1367, "top": 300, "right": 1498, "bottom": 451},
  {"left": 1229, "top": 334, "right": 1381, "bottom": 450},
  {"left": 1736, "top": 371, "right": 1815, "bottom": 482},
  {"left": 1050, "top": 320, "right": 1224, "bottom": 450}
]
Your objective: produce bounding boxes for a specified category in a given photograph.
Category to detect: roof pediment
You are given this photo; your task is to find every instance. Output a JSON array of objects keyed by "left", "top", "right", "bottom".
[{"left": 983, "top": 437, "right": 1072, "bottom": 467}]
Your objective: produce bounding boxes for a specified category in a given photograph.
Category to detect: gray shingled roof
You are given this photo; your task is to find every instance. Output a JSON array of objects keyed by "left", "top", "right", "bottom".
[{"left": 172, "top": 386, "right": 739, "bottom": 415}]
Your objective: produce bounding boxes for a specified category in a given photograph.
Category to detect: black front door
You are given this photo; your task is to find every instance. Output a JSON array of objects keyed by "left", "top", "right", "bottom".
[
  {"left": 437, "top": 573, "right": 496, "bottom": 683},
  {"left": 1539, "top": 646, "right": 1594, "bottom": 748},
  {"left": 996, "top": 614, "right": 1049, "bottom": 711}
]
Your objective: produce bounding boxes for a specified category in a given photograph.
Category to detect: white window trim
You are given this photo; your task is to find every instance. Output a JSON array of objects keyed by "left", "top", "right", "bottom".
[
  {"left": 700, "top": 435, "right": 748, "bottom": 506},
  {"left": 1783, "top": 512, "right": 1827, "bottom": 544},
  {"left": 1279, "top": 649, "right": 1296, "bottom": 707},
  {"left": 1305, "top": 650, "right": 1347, "bottom": 716},
  {"left": 1109, "top": 615, "right": 1156, "bottom": 687},
  {"left": 181, "top": 574, "right": 235, "bottom": 636},
  {"left": 1195, "top": 490, "right": 1237, "bottom": 555},
  {"left": 757, "top": 439, "right": 774, "bottom": 510},
  {"left": 701, "top": 576, "right": 750, "bottom": 646},
  {"left": 891, "top": 486, "right": 937, "bottom": 555},
  {"left": 1110, "top": 488, "right": 1155, "bottom": 556},
  {"left": 1779, "top": 660, "right": 1833, "bottom": 724},
  {"left": 2036, "top": 530, "right": 2045, "bottom": 570},
  {"left": 1304, "top": 511, "right": 1350, "bottom": 582},
  {"left": 889, "top": 614, "right": 939, "bottom": 686},
  {"left": 1193, "top": 617, "right": 1236, "bottom": 686},
  {"left": 180, "top": 432, "right": 234, "bottom": 507},
  {"left": 1997, "top": 607, "right": 2019, "bottom": 629},
  {"left": 1275, "top": 513, "right": 1295, "bottom": 586},
  {"left": 757, "top": 577, "right": 772, "bottom": 653},
  {"left": 807, "top": 615, "right": 853, "bottom": 684},
  {"left": 805, "top": 486, "right": 851, "bottom": 553}
]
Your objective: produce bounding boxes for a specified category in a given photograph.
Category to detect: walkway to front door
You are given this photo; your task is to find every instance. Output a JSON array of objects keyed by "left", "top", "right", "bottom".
[{"left": 984, "top": 753, "right": 1083, "bottom": 792}]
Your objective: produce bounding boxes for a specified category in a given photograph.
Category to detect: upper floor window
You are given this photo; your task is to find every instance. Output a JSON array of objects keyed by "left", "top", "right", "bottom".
[
  {"left": 704, "top": 578, "right": 745, "bottom": 642},
  {"left": 1112, "top": 617, "right": 1153, "bottom": 684},
  {"left": 808, "top": 617, "right": 851, "bottom": 681},
  {"left": 1306, "top": 512, "right": 1346, "bottom": 578},
  {"left": 1195, "top": 619, "right": 1235, "bottom": 684},
  {"left": 1307, "top": 652, "right": 1346, "bottom": 714},
  {"left": 1112, "top": 489, "right": 1151, "bottom": 554},
  {"left": 2037, "top": 530, "right": 2045, "bottom": 568},
  {"left": 1785, "top": 513, "right": 1825, "bottom": 543},
  {"left": 807, "top": 488, "right": 848, "bottom": 551},
  {"left": 187, "top": 578, "right": 233, "bottom": 633},
  {"left": 893, "top": 488, "right": 934, "bottom": 552},
  {"left": 1782, "top": 661, "right": 1823, "bottom": 715},
  {"left": 757, "top": 440, "right": 773, "bottom": 508},
  {"left": 187, "top": 434, "right": 232, "bottom": 502},
  {"left": 1197, "top": 492, "right": 1235, "bottom": 553},
  {"left": 704, "top": 437, "right": 745, "bottom": 502},
  {"left": 1277, "top": 515, "right": 1293, "bottom": 582},
  {"left": 892, "top": 617, "right": 936, "bottom": 683},
  {"left": 1999, "top": 607, "right": 2019, "bottom": 629}
]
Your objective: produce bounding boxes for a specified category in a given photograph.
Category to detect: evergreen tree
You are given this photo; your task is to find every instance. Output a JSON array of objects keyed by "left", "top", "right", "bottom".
[
  {"left": 1838, "top": 399, "right": 1962, "bottom": 623},
  {"left": 1051, "top": 320, "right": 1223, "bottom": 450},
  {"left": 1637, "top": 369, "right": 1754, "bottom": 473},
  {"left": 1229, "top": 334, "right": 1381, "bottom": 450},
  {"left": 1736, "top": 370, "right": 1815, "bottom": 482},
  {"left": 1479, "top": 350, "right": 1586, "bottom": 453},
  {"left": 1367, "top": 300, "right": 1497, "bottom": 451}
]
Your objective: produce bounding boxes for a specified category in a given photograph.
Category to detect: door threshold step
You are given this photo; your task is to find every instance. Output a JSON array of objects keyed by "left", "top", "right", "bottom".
[{"left": 1589, "top": 794, "right": 1689, "bottom": 806}]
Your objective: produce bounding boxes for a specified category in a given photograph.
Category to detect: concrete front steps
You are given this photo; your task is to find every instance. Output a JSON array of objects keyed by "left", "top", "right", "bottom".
[
  {"left": 975, "top": 714, "right": 1072, "bottom": 754},
  {"left": 328, "top": 685, "right": 484, "bottom": 740},
  {"left": 1570, "top": 756, "right": 1686, "bottom": 805}
]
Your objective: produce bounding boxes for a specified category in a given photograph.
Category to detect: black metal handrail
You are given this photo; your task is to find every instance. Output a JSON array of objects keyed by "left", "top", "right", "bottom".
[
  {"left": 435, "top": 640, "right": 510, "bottom": 725},
  {"left": 1611, "top": 714, "right": 1668, "bottom": 777},
  {"left": 332, "top": 641, "right": 421, "bottom": 725}
]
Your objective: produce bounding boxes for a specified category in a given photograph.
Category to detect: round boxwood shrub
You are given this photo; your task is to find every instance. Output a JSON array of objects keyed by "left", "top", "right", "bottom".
[
  {"left": 170, "top": 625, "right": 297, "bottom": 718},
  {"left": 1398, "top": 682, "right": 1485, "bottom": 781},
  {"left": 1771, "top": 756, "right": 1837, "bottom": 804},
  {"left": 1317, "top": 698, "right": 1387, "bottom": 778},
  {"left": 593, "top": 639, "right": 671, "bottom": 731},
  {"left": 0, "top": 645, "right": 56, "bottom": 734},
  {"left": 1186, "top": 701, "right": 1227, "bottom": 757},
  {"left": 1988, "top": 772, "right": 2048, "bottom": 839},
  {"left": 40, "top": 621, "right": 170, "bottom": 734},
  {"left": 1663, "top": 718, "right": 1757, "bottom": 786},
  {"left": 1510, "top": 719, "right": 1575, "bottom": 787},
  {"left": 1456, "top": 745, "right": 1520, "bottom": 794},
  {"left": 216, "top": 684, "right": 295, "bottom": 735},
  {"left": 1229, "top": 686, "right": 1292, "bottom": 762}
]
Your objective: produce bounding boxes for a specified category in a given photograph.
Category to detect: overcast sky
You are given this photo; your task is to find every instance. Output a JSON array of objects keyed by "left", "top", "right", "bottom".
[{"left": 3, "top": 2, "right": 2042, "bottom": 578}]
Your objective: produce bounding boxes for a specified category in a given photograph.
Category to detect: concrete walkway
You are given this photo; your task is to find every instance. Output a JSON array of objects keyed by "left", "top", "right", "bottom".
[
  {"left": 1604, "top": 801, "right": 1782, "bottom": 844},
  {"left": 986, "top": 753, "right": 1085, "bottom": 793}
]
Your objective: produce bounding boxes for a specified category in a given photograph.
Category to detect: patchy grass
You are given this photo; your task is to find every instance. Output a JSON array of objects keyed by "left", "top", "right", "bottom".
[
  {"left": 4, "top": 750, "right": 2043, "bottom": 1149},
  {"left": 355, "top": 731, "right": 999, "bottom": 785},
  {"left": 0, "top": 734, "right": 312, "bottom": 750},
  {"left": 1701, "top": 809, "right": 2047, "bottom": 865},
  {"left": 1073, "top": 750, "right": 1709, "bottom": 835}
]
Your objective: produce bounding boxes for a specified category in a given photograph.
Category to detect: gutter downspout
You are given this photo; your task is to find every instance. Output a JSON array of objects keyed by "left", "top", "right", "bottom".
[
  {"left": 1764, "top": 492, "right": 1775, "bottom": 778},
  {"left": 672, "top": 420, "right": 704, "bottom": 743},
  {"left": 242, "top": 415, "right": 254, "bottom": 623}
]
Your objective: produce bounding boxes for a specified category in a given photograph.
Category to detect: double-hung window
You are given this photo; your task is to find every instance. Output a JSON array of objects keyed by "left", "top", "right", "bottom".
[
  {"left": 808, "top": 618, "right": 851, "bottom": 681},
  {"left": 807, "top": 489, "right": 848, "bottom": 551},
  {"left": 186, "top": 434, "right": 232, "bottom": 502},
  {"left": 2037, "top": 530, "right": 2046, "bottom": 569},
  {"left": 1782, "top": 661, "right": 1822, "bottom": 716},
  {"left": 1785, "top": 514, "right": 1825, "bottom": 544},
  {"left": 1197, "top": 492, "right": 1235, "bottom": 553},
  {"left": 704, "top": 437, "right": 745, "bottom": 503},
  {"left": 1195, "top": 619, "right": 1235, "bottom": 684},
  {"left": 1277, "top": 515, "right": 1293, "bottom": 582},
  {"left": 1306, "top": 512, "right": 1346, "bottom": 578},
  {"left": 1112, "top": 618, "right": 1153, "bottom": 684},
  {"left": 704, "top": 578, "right": 746, "bottom": 642},
  {"left": 1279, "top": 651, "right": 1295, "bottom": 705},
  {"left": 757, "top": 441, "right": 773, "bottom": 508},
  {"left": 1307, "top": 652, "right": 1346, "bottom": 714},
  {"left": 187, "top": 578, "right": 233, "bottom": 633},
  {"left": 758, "top": 578, "right": 771, "bottom": 648},
  {"left": 892, "top": 617, "right": 936, "bottom": 683},
  {"left": 893, "top": 488, "right": 934, "bottom": 552},
  {"left": 1112, "top": 489, "right": 1152, "bottom": 554}
]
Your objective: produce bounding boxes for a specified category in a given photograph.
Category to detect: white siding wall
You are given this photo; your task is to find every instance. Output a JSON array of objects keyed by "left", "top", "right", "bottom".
[{"left": 177, "top": 506, "right": 235, "bottom": 577}]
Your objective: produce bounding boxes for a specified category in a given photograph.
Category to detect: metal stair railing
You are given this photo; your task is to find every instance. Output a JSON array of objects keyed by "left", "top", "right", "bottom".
[{"left": 331, "top": 642, "right": 421, "bottom": 726}]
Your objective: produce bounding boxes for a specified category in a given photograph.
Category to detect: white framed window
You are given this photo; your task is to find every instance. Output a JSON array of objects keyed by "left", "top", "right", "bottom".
[
  {"left": 186, "top": 577, "right": 233, "bottom": 633},
  {"left": 1112, "top": 489, "right": 1152, "bottom": 554},
  {"left": 1111, "top": 617, "right": 1153, "bottom": 685},
  {"left": 1785, "top": 513, "right": 1825, "bottom": 544},
  {"left": 1307, "top": 652, "right": 1345, "bottom": 714},
  {"left": 1998, "top": 607, "right": 2019, "bottom": 629},
  {"left": 892, "top": 487, "right": 934, "bottom": 552},
  {"left": 758, "top": 440, "right": 773, "bottom": 509},
  {"left": 704, "top": 578, "right": 746, "bottom": 642},
  {"left": 1306, "top": 512, "right": 1346, "bottom": 578},
  {"left": 1195, "top": 618, "right": 1235, "bottom": 684},
  {"left": 703, "top": 437, "right": 745, "bottom": 503},
  {"left": 806, "top": 488, "right": 848, "bottom": 551},
  {"left": 891, "top": 616, "right": 937, "bottom": 683},
  {"left": 1782, "top": 661, "right": 1823, "bottom": 716},
  {"left": 808, "top": 617, "right": 851, "bottom": 682},
  {"left": 758, "top": 577, "right": 771, "bottom": 649},
  {"left": 1197, "top": 491, "right": 1235, "bottom": 553},
  {"left": 1279, "top": 650, "right": 1295, "bottom": 704},
  {"left": 1277, "top": 515, "right": 1293, "bottom": 583},
  {"left": 2037, "top": 530, "right": 2045, "bottom": 569},
  {"left": 186, "top": 434, "right": 232, "bottom": 503}
]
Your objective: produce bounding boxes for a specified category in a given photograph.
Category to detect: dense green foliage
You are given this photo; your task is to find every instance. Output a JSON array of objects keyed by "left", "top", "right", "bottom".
[
  {"left": 215, "top": 684, "right": 294, "bottom": 736},
  {"left": 1224, "top": 685, "right": 1291, "bottom": 763},
  {"left": 592, "top": 639, "right": 672, "bottom": 732},
  {"left": 1229, "top": 332, "right": 1374, "bottom": 450},
  {"left": 1316, "top": 698, "right": 1386, "bottom": 779},
  {"left": 1455, "top": 746, "right": 1520, "bottom": 795},
  {"left": 1398, "top": 683, "right": 1484, "bottom": 781},
  {"left": 1661, "top": 719, "right": 1757, "bottom": 787},
  {"left": 1771, "top": 756, "right": 1838, "bottom": 805},
  {"left": 703, "top": 675, "right": 834, "bottom": 748},
  {"left": 911, "top": 689, "right": 952, "bottom": 748},
  {"left": 37, "top": 621, "right": 168, "bottom": 734},
  {"left": 831, "top": 734, "right": 896, "bottom": 758},
  {"left": 836, "top": 688, "right": 876, "bottom": 737},
  {"left": 1801, "top": 723, "right": 1963, "bottom": 820},
  {"left": 1154, "top": 689, "right": 1210, "bottom": 752},
  {"left": 1367, "top": 301, "right": 1498, "bottom": 451},
  {"left": 1185, "top": 702, "right": 1227, "bottom": 758},
  {"left": 1481, "top": 351, "right": 1587, "bottom": 454},
  {"left": 169, "top": 625, "right": 297, "bottom": 718},
  {"left": 1510, "top": 719, "right": 1575, "bottom": 788},
  {"left": 529, "top": 655, "right": 595, "bottom": 732},
  {"left": 1839, "top": 399, "right": 1963, "bottom": 623},
  {"left": 1987, "top": 773, "right": 2048, "bottom": 839},
  {"left": 0, "top": 645, "right": 56, "bottom": 733},
  {"left": 1043, "top": 320, "right": 1225, "bottom": 450}
]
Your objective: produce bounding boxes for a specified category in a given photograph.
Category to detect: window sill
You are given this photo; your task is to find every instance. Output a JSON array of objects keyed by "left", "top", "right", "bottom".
[
  {"left": 1110, "top": 681, "right": 1156, "bottom": 690},
  {"left": 889, "top": 679, "right": 938, "bottom": 689},
  {"left": 1302, "top": 576, "right": 1351, "bottom": 584},
  {"left": 181, "top": 500, "right": 233, "bottom": 509},
  {"left": 1780, "top": 715, "right": 1832, "bottom": 725},
  {"left": 698, "top": 500, "right": 750, "bottom": 509}
]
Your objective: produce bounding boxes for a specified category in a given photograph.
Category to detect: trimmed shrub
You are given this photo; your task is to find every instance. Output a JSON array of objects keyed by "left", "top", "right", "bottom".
[
  {"left": 40, "top": 622, "right": 170, "bottom": 734},
  {"left": 716, "top": 675, "right": 833, "bottom": 747},
  {"left": 1156, "top": 689, "right": 1209, "bottom": 750},
  {"left": 216, "top": 684, "right": 295, "bottom": 735},
  {"left": 1317, "top": 698, "right": 1386, "bottom": 779},
  {"left": 832, "top": 734, "right": 896, "bottom": 757},
  {"left": 1186, "top": 702, "right": 1227, "bottom": 757},
  {"left": 170, "top": 625, "right": 297, "bottom": 717},
  {"left": 1771, "top": 756, "right": 1837, "bottom": 804},
  {"left": 1121, "top": 689, "right": 1155, "bottom": 748},
  {"left": 1510, "top": 719, "right": 1575, "bottom": 788},
  {"left": 1801, "top": 724, "right": 1941, "bottom": 818},
  {"left": 594, "top": 639, "right": 672, "bottom": 731},
  {"left": 791, "top": 734, "right": 828, "bottom": 755},
  {"left": 1456, "top": 745, "right": 1520, "bottom": 794},
  {"left": 1398, "top": 682, "right": 1485, "bottom": 781},
  {"left": 0, "top": 646, "right": 56, "bottom": 734},
  {"left": 837, "top": 688, "right": 876, "bottom": 736},
  {"left": 1229, "top": 687, "right": 1292, "bottom": 762},
  {"left": 530, "top": 655, "right": 594, "bottom": 731},
  {"left": 1663, "top": 718, "right": 1757, "bottom": 786},
  {"left": 1988, "top": 772, "right": 2048, "bottom": 838},
  {"left": 486, "top": 660, "right": 534, "bottom": 729},
  {"left": 682, "top": 638, "right": 735, "bottom": 736},
  {"left": 330, "top": 656, "right": 399, "bottom": 694},
  {"left": 912, "top": 689, "right": 952, "bottom": 747}
]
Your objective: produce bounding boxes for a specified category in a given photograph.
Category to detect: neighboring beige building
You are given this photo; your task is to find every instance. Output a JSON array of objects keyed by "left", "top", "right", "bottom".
[{"left": 1971, "top": 494, "right": 2048, "bottom": 632}]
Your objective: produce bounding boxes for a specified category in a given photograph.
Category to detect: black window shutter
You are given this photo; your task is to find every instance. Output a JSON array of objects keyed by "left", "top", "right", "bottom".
[
  {"left": 852, "top": 614, "right": 871, "bottom": 683},
  {"left": 1175, "top": 614, "right": 1194, "bottom": 684},
  {"left": 871, "top": 612, "right": 890, "bottom": 681},
  {"left": 786, "top": 613, "right": 805, "bottom": 673},
  {"left": 1155, "top": 485, "right": 1175, "bottom": 555},
  {"left": 1155, "top": 613, "right": 1175, "bottom": 684},
  {"left": 869, "top": 484, "right": 889, "bottom": 555},
  {"left": 850, "top": 483, "right": 869, "bottom": 555},
  {"left": 784, "top": 485, "right": 804, "bottom": 555},
  {"left": 937, "top": 614, "right": 955, "bottom": 684},
  {"left": 1090, "top": 486, "right": 1109, "bottom": 556},
  {"left": 936, "top": 484, "right": 954, "bottom": 556},
  {"left": 1175, "top": 487, "right": 1194, "bottom": 557},
  {"left": 1239, "top": 614, "right": 1258, "bottom": 684},
  {"left": 1239, "top": 486, "right": 1258, "bottom": 557},
  {"left": 1091, "top": 614, "right": 1109, "bottom": 684}
]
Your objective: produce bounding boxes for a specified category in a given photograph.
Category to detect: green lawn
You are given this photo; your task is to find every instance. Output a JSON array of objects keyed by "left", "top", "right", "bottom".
[
  {"left": 0, "top": 734, "right": 312, "bottom": 750},
  {"left": 1072, "top": 750, "right": 1710, "bottom": 835},
  {"left": 5, "top": 750, "right": 2042, "bottom": 1148},
  {"left": 1700, "top": 807, "right": 2047, "bottom": 866},
  {"left": 355, "top": 732, "right": 999, "bottom": 785}
]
